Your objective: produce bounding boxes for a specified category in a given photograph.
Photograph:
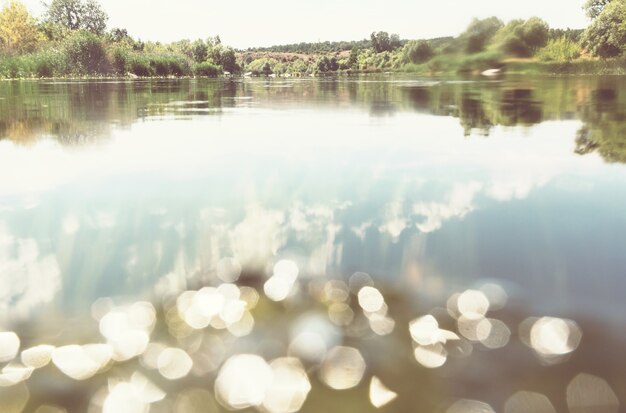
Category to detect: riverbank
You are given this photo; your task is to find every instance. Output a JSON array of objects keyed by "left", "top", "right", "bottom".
[
  {"left": 3, "top": 47, "right": 626, "bottom": 80},
  {"left": 399, "top": 56, "right": 626, "bottom": 76}
]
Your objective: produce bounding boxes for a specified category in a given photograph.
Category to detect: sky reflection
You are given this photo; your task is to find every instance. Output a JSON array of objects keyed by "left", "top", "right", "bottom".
[{"left": 0, "top": 77, "right": 625, "bottom": 411}]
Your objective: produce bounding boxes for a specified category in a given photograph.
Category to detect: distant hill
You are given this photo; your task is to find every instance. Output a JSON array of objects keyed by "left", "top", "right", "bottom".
[{"left": 244, "top": 36, "right": 455, "bottom": 54}]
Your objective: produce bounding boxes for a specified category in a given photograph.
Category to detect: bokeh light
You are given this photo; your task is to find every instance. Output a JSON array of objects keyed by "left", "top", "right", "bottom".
[{"left": 319, "top": 346, "right": 366, "bottom": 390}]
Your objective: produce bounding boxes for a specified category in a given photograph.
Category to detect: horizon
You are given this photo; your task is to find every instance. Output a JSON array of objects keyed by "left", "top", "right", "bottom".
[{"left": 17, "top": 0, "right": 590, "bottom": 49}]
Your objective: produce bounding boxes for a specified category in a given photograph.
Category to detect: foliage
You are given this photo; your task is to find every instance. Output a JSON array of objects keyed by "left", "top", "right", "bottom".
[
  {"left": 45, "top": 0, "right": 108, "bottom": 34},
  {"left": 193, "top": 61, "right": 220, "bottom": 77},
  {"left": 537, "top": 37, "right": 581, "bottom": 61},
  {"left": 0, "top": 48, "right": 65, "bottom": 77},
  {"left": 548, "top": 28, "right": 584, "bottom": 43},
  {"left": 64, "top": 30, "right": 108, "bottom": 74},
  {"left": 246, "top": 58, "right": 278, "bottom": 75},
  {"left": 492, "top": 17, "right": 550, "bottom": 57},
  {"left": 110, "top": 46, "right": 130, "bottom": 74},
  {"left": 581, "top": 0, "right": 626, "bottom": 57},
  {"left": 370, "top": 31, "right": 402, "bottom": 53},
  {"left": 460, "top": 17, "right": 504, "bottom": 53},
  {"left": 191, "top": 39, "right": 208, "bottom": 63},
  {"left": 0, "top": 1, "right": 44, "bottom": 53},
  {"left": 315, "top": 56, "right": 338, "bottom": 72},
  {"left": 584, "top": 0, "right": 614, "bottom": 18},
  {"left": 247, "top": 39, "right": 370, "bottom": 54},
  {"left": 403, "top": 40, "right": 434, "bottom": 64}
]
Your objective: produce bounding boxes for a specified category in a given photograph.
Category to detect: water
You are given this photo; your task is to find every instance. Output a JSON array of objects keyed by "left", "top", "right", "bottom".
[{"left": 0, "top": 76, "right": 625, "bottom": 412}]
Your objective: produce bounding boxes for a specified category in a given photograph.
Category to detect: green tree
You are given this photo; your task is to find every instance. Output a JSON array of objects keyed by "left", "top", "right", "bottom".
[
  {"left": 536, "top": 37, "right": 581, "bottom": 61},
  {"left": 461, "top": 17, "right": 503, "bottom": 53},
  {"left": 493, "top": 17, "right": 549, "bottom": 57},
  {"left": 347, "top": 46, "right": 359, "bottom": 69},
  {"left": 404, "top": 40, "right": 434, "bottom": 64},
  {"left": 0, "top": 0, "right": 43, "bottom": 53},
  {"left": 370, "top": 31, "right": 401, "bottom": 53},
  {"left": 581, "top": 0, "right": 626, "bottom": 57},
  {"left": 64, "top": 30, "right": 109, "bottom": 74},
  {"left": 584, "top": 0, "right": 613, "bottom": 18},
  {"left": 218, "top": 47, "right": 239, "bottom": 73},
  {"left": 191, "top": 39, "right": 208, "bottom": 63},
  {"left": 45, "top": 0, "right": 108, "bottom": 34}
]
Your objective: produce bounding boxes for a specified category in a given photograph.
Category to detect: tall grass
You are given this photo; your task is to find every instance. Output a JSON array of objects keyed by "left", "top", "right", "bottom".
[{"left": 537, "top": 37, "right": 581, "bottom": 62}]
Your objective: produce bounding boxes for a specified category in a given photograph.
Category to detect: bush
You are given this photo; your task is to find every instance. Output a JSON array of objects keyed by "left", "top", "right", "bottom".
[
  {"left": 64, "top": 30, "right": 110, "bottom": 74},
  {"left": 581, "top": 0, "right": 626, "bottom": 58},
  {"left": 457, "top": 50, "right": 503, "bottom": 73},
  {"left": 193, "top": 61, "right": 221, "bottom": 77},
  {"left": 492, "top": 17, "right": 549, "bottom": 57},
  {"left": 32, "top": 49, "right": 65, "bottom": 77},
  {"left": 461, "top": 17, "right": 504, "bottom": 53},
  {"left": 111, "top": 47, "right": 130, "bottom": 74},
  {"left": 147, "top": 54, "right": 191, "bottom": 77},
  {"left": 128, "top": 55, "right": 151, "bottom": 76},
  {"left": 0, "top": 52, "right": 63, "bottom": 78},
  {"left": 537, "top": 37, "right": 581, "bottom": 62},
  {"left": 404, "top": 40, "right": 434, "bottom": 64}
]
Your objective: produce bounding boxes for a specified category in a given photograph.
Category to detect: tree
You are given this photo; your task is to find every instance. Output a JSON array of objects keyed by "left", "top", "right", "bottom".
[
  {"left": 404, "top": 40, "right": 434, "bottom": 64},
  {"left": 218, "top": 47, "right": 239, "bottom": 73},
  {"left": 0, "top": 1, "right": 43, "bottom": 53},
  {"left": 64, "top": 30, "right": 108, "bottom": 74},
  {"left": 370, "top": 31, "right": 401, "bottom": 53},
  {"left": 461, "top": 17, "right": 503, "bottom": 53},
  {"left": 347, "top": 46, "right": 359, "bottom": 68},
  {"left": 108, "top": 27, "right": 129, "bottom": 42},
  {"left": 493, "top": 17, "right": 549, "bottom": 57},
  {"left": 584, "top": 0, "right": 613, "bottom": 18},
  {"left": 581, "top": 0, "right": 626, "bottom": 57},
  {"left": 191, "top": 39, "right": 208, "bottom": 63},
  {"left": 45, "top": 0, "right": 108, "bottom": 35}
]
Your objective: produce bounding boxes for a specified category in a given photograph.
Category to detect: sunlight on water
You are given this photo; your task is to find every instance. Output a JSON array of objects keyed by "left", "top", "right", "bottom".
[
  {"left": 504, "top": 391, "right": 556, "bottom": 413},
  {"left": 566, "top": 374, "right": 620, "bottom": 413},
  {"left": 0, "top": 331, "right": 20, "bottom": 362},
  {"left": 215, "top": 354, "right": 273, "bottom": 409},
  {"left": 0, "top": 77, "right": 625, "bottom": 411},
  {"left": 21, "top": 345, "right": 54, "bottom": 369},
  {"left": 369, "top": 376, "right": 397, "bottom": 408},
  {"left": 157, "top": 347, "right": 193, "bottom": 380},
  {"left": 521, "top": 316, "right": 582, "bottom": 362},
  {"left": 447, "top": 399, "right": 495, "bottom": 413},
  {"left": 319, "top": 346, "right": 366, "bottom": 390},
  {"left": 264, "top": 358, "right": 311, "bottom": 413}
]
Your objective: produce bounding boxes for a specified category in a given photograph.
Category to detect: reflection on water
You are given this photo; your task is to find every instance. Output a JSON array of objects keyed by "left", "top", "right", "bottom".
[{"left": 1, "top": 76, "right": 626, "bottom": 412}]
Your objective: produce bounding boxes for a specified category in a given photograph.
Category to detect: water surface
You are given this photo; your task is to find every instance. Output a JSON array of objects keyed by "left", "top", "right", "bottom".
[{"left": 1, "top": 76, "right": 625, "bottom": 412}]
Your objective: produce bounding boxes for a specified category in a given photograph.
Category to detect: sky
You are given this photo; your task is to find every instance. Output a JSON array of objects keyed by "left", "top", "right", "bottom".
[{"left": 20, "top": 0, "right": 589, "bottom": 49}]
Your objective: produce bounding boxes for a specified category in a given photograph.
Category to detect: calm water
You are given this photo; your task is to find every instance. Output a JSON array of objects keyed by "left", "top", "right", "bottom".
[{"left": 0, "top": 76, "right": 625, "bottom": 412}]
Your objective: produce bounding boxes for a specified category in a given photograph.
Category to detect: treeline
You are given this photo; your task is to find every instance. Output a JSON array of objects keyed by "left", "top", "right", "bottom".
[
  {"left": 0, "top": 0, "right": 239, "bottom": 78},
  {"left": 0, "top": 0, "right": 625, "bottom": 79},
  {"left": 247, "top": 39, "right": 372, "bottom": 54}
]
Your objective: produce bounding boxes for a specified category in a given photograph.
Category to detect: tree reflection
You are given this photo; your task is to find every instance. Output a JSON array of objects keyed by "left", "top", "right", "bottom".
[
  {"left": 575, "top": 83, "right": 626, "bottom": 163},
  {"left": 0, "top": 76, "right": 624, "bottom": 164}
]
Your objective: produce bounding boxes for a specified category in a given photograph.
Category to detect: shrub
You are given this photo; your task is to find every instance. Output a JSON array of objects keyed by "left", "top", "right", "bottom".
[
  {"left": 581, "top": 0, "right": 626, "bottom": 58},
  {"left": 63, "top": 30, "right": 110, "bottom": 74},
  {"left": 457, "top": 50, "right": 503, "bottom": 73},
  {"left": 492, "top": 17, "right": 550, "bottom": 57},
  {"left": 111, "top": 47, "right": 130, "bottom": 74},
  {"left": 146, "top": 54, "right": 191, "bottom": 77},
  {"left": 404, "top": 40, "right": 434, "bottom": 64},
  {"left": 128, "top": 54, "right": 151, "bottom": 76},
  {"left": 537, "top": 37, "right": 581, "bottom": 61},
  {"left": 194, "top": 61, "right": 220, "bottom": 77}
]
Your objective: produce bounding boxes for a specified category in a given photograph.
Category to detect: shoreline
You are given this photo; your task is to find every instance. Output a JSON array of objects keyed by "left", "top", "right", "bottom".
[{"left": 2, "top": 59, "right": 626, "bottom": 81}]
